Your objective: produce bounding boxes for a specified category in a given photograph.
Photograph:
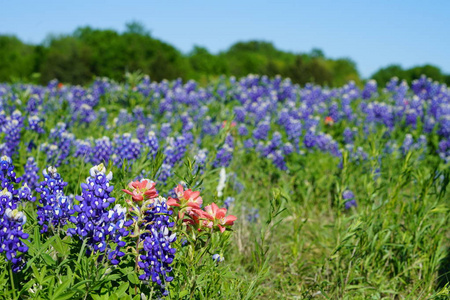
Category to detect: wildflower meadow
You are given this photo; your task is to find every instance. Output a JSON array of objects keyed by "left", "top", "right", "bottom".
[{"left": 0, "top": 73, "right": 449, "bottom": 299}]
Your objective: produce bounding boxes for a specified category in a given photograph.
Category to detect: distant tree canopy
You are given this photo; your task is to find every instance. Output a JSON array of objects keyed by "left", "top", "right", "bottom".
[
  {"left": 371, "top": 64, "right": 450, "bottom": 86},
  {"left": 0, "top": 22, "right": 448, "bottom": 86}
]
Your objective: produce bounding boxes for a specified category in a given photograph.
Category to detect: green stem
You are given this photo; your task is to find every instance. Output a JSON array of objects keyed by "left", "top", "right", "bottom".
[
  {"left": 9, "top": 264, "right": 17, "bottom": 300},
  {"left": 77, "top": 239, "right": 88, "bottom": 264},
  {"left": 135, "top": 232, "right": 141, "bottom": 295}
]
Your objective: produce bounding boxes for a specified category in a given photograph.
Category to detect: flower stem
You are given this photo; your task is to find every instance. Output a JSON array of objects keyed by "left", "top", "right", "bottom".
[
  {"left": 9, "top": 264, "right": 17, "bottom": 300},
  {"left": 135, "top": 235, "right": 140, "bottom": 295}
]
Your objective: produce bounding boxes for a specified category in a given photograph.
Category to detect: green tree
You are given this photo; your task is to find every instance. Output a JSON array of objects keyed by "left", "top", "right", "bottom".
[
  {"left": 39, "top": 35, "right": 92, "bottom": 84},
  {"left": 371, "top": 65, "right": 405, "bottom": 86},
  {"left": 0, "top": 35, "right": 35, "bottom": 82},
  {"left": 329, "top": 58, "right": 360, "bottom": 86},
  {"left": 285, "top": 55, "right": 332, "bottom": 85},
  {"left": 407, "top": 64, "right": 444, "bottom": 82}
]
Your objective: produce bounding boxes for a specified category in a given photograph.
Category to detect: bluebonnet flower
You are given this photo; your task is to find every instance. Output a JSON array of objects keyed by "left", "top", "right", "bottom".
[
  {"left": 281, "top": 143, "right": 294, "bottom": 155},
  {"left": 76, "top": 104, "right": 97, "bottom": 124},
  {"left": 253, "top": 121, "right": 270, "bottom": 140},
  {"left": 138, "top": 197, "right": 176, "bottom": 297},
  {"left": 68, "top": 164, "right": 131, "bottom": 265},
  {"left": 2, "top": 117, "right": 23, "bottom": 157},
  {"left": 0, "top": 110, "right": 7, "bottom": 128},
  {"left": 362, "top": 80, "right": 377, "bottom": 99},
  {"left": 0, "top": 155, "right": 21, "bottom": 207},
  {"left": 243, "top": 139, "right": 255, "bottom": 149},
  {"left": 343, "top": 127, "right": 357, "bottom": 144},
  {"left": 423, "top": 116, "right": 436, "bottom": 134},
  {"left": 212, "top": 254, "right": 224, "bottom": 263},
  {"left": 43, "top": 124, "right": 74, "bottom": 167},
  {"left": 223, "top": 197, "right": 235, "bottom": 210},
  {"left": 234, "top": 106, "right": 246, "bottom": 122},
  {"left": 343, "top": 190, "right": 357, "bottom": 209},
  {"left": 144, "top": 131, "right": 159, "bottom": 158},
  {"left": 98, "top": 107, "right": 108, "bottom": 126},
  {"left": 213, "top": 144, "right": 233, "bottom": 168},
  {"left": 0, "top": 156, "right": 29, "bottom": 272},
  {"left": 1, "top": 207, "right": 29, "bottom": 272},
  {"left": 246, "top": 208, "right": 259, "bottom": 223},
  {"left": 405, "top": 108, "right": 419, "bottom": 128},
  {"left": 163, "top": 136, "right": 188, "bottom": 167},
  {"left": 268, "top": 150, "right": 288, "bottom": 171},
  {"left": 115, "top": 109, "right": 133, "bottom": 126},
  {"left": 113, "top": 134, "right": 141, "bottom": 167},
  {"left": 27, "top": 115, "right": 45, "bottom": 134},
  {"left": 202, "top": 117, "right": 219, "bottom": 136},
  {"left": 304, "top": 116, "right": 320, "bottom": 131},
  {"left": 438, "top": 115, "right": 450, "bottom": 138},
  {"left": 238, "top": 124, "right": 248, "bottom": 136},
  {"left": 26, "top": 95, "right": 41, "bottom": 114},
  {"left": 438, "top": 138, "right": 450, "bottom": 163},
  {"left": 55, "top": 132, "right": 75, "bottom": 167},
  {"left": 35, "top": 166, "right": 69, "bottom": 233},
  {"left": 92, "top": 136, "right": 112, "bottom": 165},
  {"left": 194, "top": 148, "right": 208, "bottom": 173},
  {"left": 74, "top": 139, "right": 92, "bottom": 163},
  {"left": 133, "top": 106, "right": 147, "bottom": 124},
  {"left": 345, "top": 144, "right": 368, "bottom": 165},
  {"left": 18, "top": 183, "right": 35, "bottom": 203},
  {"left": 39, "top": 143, "right": 57, "bottom": 166},
  {"left": 401, "top": 134, "right": 414, "bottom": 155},
  {"left": 22, "top": 157, "right": 39, "bottom": 190},
  {"left": 328, "top": 102, "right": 340, "bottom": 122},
  {"left": 160, "top": 123, "right": 172, "bottom": 139},
  {"left": 136, "top": 124, "right": 147, "bottom": 142},
  {"left": 285, "top": 118, "right": 302, "bottom": 146},
  {"left": 414, "top": 135, "right": 428, "bottom": 152},
  {"left": 304, "top": 130, "right": 316, "bottom": 149},
  {"left": 384, "top": 140, "right": 398, "bottom": 155},
  {"left": 158, "top": 164, "right": 172, "bottom": 184}
]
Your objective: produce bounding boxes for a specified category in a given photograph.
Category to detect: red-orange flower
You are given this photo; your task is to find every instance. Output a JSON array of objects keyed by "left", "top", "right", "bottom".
[
  {"left": 325, "top": 116, "right": 334, "bottom": 126},
  {"left": 122, "top": 179, "right": 158, "bottom": 202},
  {"left": 201, "top": 203, "right": 237, "bottom": 233},
  {"left": 221, "top": 120, "right": 237, "bottom": 129},
  {"left": 167, "top": 184, "right": 202, "bottom": 209}
]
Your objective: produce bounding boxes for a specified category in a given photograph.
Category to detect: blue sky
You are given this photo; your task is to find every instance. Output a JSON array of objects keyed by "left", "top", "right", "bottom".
[{"left": 1, "top": 0, "right": 449, "bottom": 78}]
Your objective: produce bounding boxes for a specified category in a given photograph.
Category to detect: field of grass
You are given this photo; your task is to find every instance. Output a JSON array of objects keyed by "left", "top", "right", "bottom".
[{"left": 0, "top": 74, "right": 448, "bottom": 299}]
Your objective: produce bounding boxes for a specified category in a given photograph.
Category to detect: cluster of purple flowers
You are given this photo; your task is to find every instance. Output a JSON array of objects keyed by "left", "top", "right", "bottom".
[
  {"left": 22, "top": 157, "right": 40, "bottom": 190},
  {"left": 1, "top": 110, "right": 24, "bottom": 157},
  {"left": 68, "top": 164, "right": 132, "bottom": 264},
  {"left": 40, "top": 123, "right": 75, "bottom": 167},
  {"left": 112, "top": 133, "right": 142, "bottom": 167},
  {"left": 213, "top": 134, "right": 234, "bottom": 168},
  {"left": 138, "top": 197, "right": 177, "bottom": 297},
  {"left": 0, "top": 156, "right": 29, "bottom": 272},
  {"left": 342, "top": 190, "right": 357, "bottom": 209},
  {"left": 27, "top": 115, "right": 45, "bottom": 134},
  {"left": 35, "top": 166, "right": 70, "bottom": 233},
  {"left": 0, "top": 73, "right": 449, "bottom": 197}
]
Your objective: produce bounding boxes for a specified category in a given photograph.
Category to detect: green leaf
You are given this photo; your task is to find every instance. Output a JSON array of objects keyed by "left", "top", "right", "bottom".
[
  {"left": 109, "top": 294, "right": 119, "bottom": 300},
  {"left": 179, "top": 290, "right": 190, "bottom": 298},
  {"left": 50, "top": 277, "right": 71, "bottom": 299},
  {"left": 115, "top": 282, "right": 129, "bottom": 296},
  {"left": 42, "top": 253, "right": 56, "bottom": 266},
  {"left": 127, "top": 272, "right": 140, "bottom": 285},
  {"left": 53, "top": 291, "right": 77, "bottom": 300}
]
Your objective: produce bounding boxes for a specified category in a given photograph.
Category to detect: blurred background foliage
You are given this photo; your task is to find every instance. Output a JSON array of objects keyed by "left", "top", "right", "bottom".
[{"left": 1, "top": 21, "right": 449, "bottom": 86}]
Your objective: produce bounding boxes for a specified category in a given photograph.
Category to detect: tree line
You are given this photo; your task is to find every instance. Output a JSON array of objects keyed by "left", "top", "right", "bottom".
[{"left": 0, "top": 22, "right": 449, "bottom": 86}]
